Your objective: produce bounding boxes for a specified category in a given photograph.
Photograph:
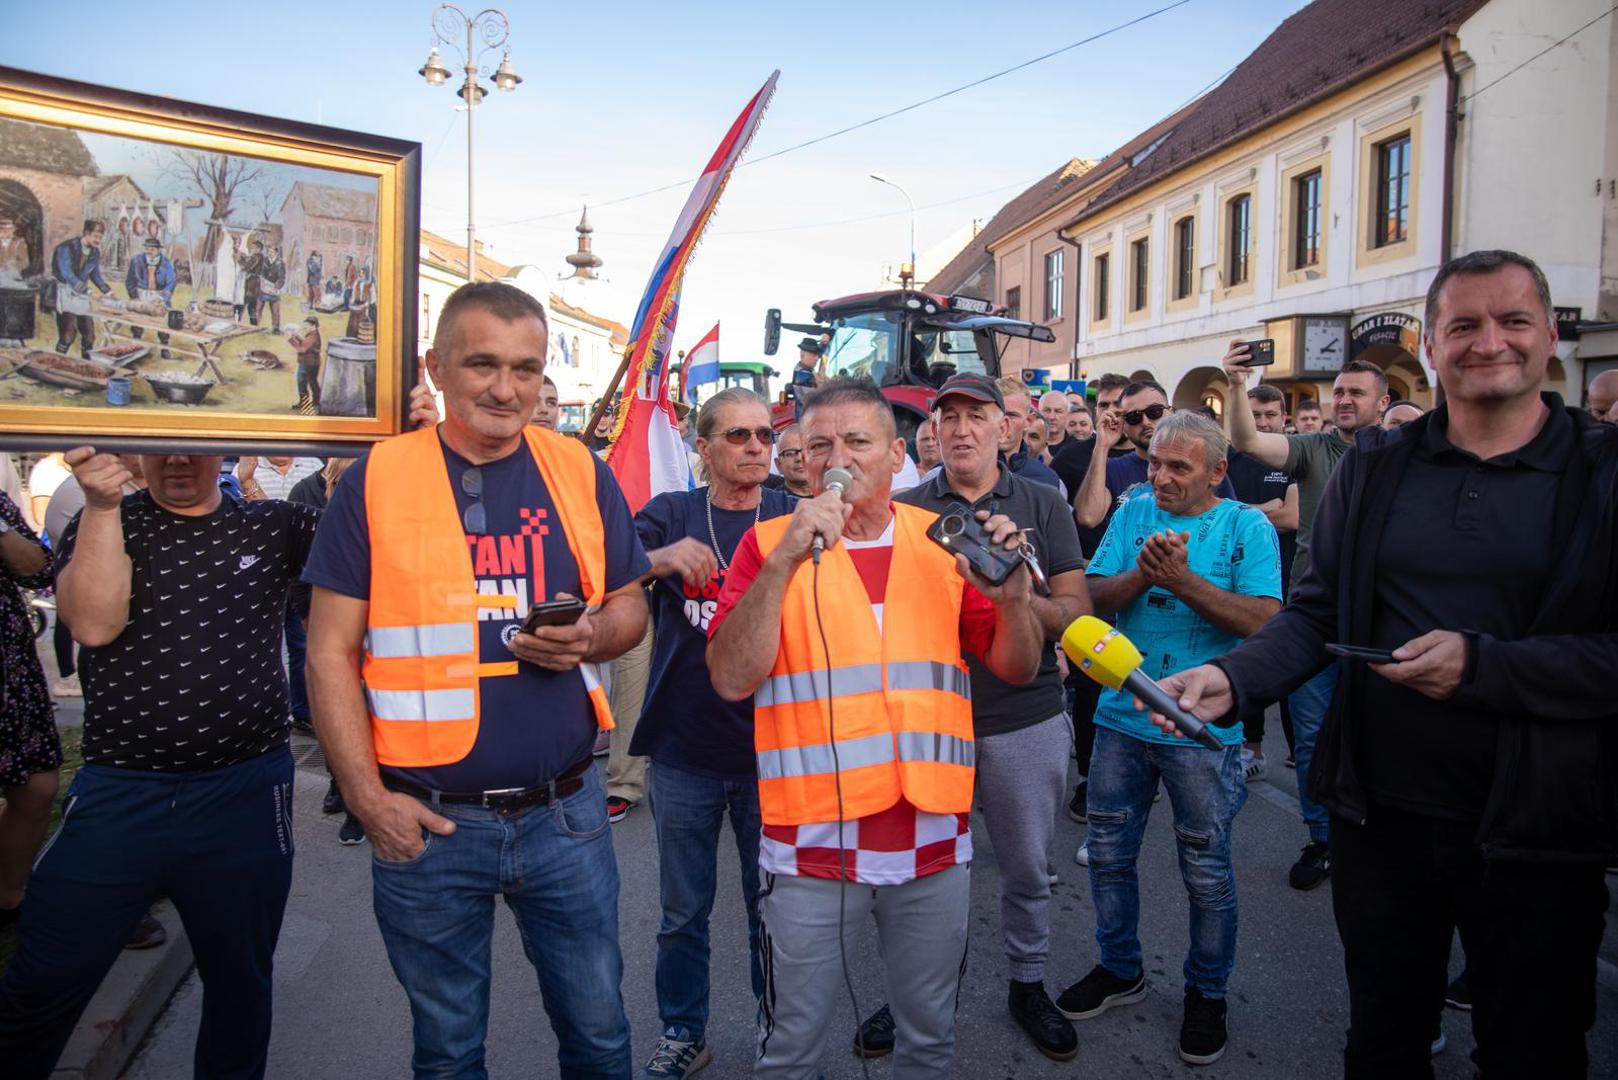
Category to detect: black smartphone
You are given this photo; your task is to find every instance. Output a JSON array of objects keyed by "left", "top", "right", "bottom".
[
  {"left": 1324, "top": 642, "right": 1397, "bottom": 663},
  {"left": 521, "top": 596, "right": 586, "bottom": 633},
  {"left": 1238, "top": 338, "right": 1276, "bottom": 366},
  {"left": 926, "top": 507, "right": 1019, "bottom": 585}
]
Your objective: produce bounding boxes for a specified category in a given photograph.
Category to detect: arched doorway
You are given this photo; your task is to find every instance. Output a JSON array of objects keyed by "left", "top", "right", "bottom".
[
  {"left": 1173, "top": 366, "right": 1228, "bottom": 418},
  {"left": 0, "top": 179, "right": 45, "bottom": 277},
  {"left": 1130, "top": 368, "right": 1155, "bottom": 384},
  {"left": 1545, "top": 356, "right": 1569, "bottom": 401}
]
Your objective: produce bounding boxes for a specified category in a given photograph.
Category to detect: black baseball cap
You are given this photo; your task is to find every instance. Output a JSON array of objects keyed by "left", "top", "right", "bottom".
[{"left": 930, "top": 371, "right": 1004, "bottom": 411}]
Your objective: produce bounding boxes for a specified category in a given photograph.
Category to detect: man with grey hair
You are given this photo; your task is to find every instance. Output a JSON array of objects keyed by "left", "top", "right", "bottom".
[{"left": 1056, "top": 410, "right": 1280, "bottom": 1068}]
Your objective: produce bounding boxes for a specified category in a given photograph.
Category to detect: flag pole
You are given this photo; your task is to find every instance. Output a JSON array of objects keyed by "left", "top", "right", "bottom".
[{"left": 577, "top": 346, "right": 635, "bottom": 443}]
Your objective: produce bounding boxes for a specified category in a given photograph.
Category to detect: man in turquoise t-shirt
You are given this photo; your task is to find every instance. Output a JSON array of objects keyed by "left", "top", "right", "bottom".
[{"left": 1055, "top": 411, "right": 1280, "bottom": 1068}]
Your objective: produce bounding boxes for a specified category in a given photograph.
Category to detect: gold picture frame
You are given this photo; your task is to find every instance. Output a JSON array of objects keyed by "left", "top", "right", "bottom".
[{"left": 0, "top": 66, "right": 421, "bottom": 455}]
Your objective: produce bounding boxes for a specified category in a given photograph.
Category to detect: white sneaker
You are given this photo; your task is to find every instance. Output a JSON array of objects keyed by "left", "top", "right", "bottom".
[
  {"left": 51, "top": 673, "right": 81, "bottom": 698},
  {"left": 1074, "top": 841, "right": 1090, "bottom": 867},
  {"left": 1241, "top": 748, "right": 1266, "bottom": 782}
]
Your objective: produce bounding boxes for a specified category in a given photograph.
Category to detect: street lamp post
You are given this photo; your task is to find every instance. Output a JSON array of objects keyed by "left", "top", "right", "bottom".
[
  {"left": 420, "top": 5, "right": 522, "bottom": 284},
  {"left": 870, "top": 172, "right": 916, "bottom": 285}
]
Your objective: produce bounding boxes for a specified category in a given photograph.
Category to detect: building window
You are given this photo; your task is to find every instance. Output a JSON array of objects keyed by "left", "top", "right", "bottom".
[
  {"left": 1093, "top": 253, "right": 1110, "bottom": 322},
  {"left": 1375, "top": 134, "right": 1411, "bottom": 247},
  {"left": 1129, "top": 237, "right": 1149, "bottom": 312},
  {"left": 1227, "top": 194, "right": 1251, "bottom": 286},
  {"left": 1044, "top": 250, "right": 1064, "bottom": 320},
  {"left": 1174, "top": 216, "right": 1195, "bottom": 300},
  {"left": 1293, "top": 169, "right": 1322, "bottom": 267},
  {"left": 1005, "top": 286, "right": 1020, "bottom": 321}
]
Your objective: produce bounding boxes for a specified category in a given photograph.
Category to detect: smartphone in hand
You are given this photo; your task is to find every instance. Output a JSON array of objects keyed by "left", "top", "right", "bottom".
[
  {"left": 1238, "top": 338, "right": 1276, "bottom": 366},
  {"left": 1324, "top": 642, "right": 1397, "bottom": 663},
  {"left": 521, "top": 596, "right": 586, "bottom": 634}
]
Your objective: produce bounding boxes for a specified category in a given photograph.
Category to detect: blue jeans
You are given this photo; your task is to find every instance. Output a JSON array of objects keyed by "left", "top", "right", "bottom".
[
  {"left": 371, "top": 767, "right": 631, "bottom": 1080},
  {"left": 1287, "top": 664, "right": 1337, "bottom": 844},
  {"left": 647, "top": 760, "right": 763, "bottom": 1042},
  {"left": 1086, "top": 726, "right": 1247, "bottom": 998}
]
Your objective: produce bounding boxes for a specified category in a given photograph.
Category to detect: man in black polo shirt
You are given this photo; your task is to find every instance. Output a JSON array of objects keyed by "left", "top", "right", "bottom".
[
  {"left": 890, "top": 372, "right": 1091, "bottom": 1061},
  {"left": 1157, "top": 250, "right": 1618, "bottom": 1078}
]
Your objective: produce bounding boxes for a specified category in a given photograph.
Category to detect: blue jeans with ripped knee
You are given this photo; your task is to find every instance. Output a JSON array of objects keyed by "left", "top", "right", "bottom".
[{"left": 1085, "top": 725, "right": 1247, "bottom": 998}]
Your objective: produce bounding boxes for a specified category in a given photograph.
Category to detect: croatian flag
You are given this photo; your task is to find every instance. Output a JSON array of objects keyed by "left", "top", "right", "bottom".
[
  {"left": 683, "top": 322, "right": 721, "bottom": 396},
  {"left": 605, "top": 71, "right": 779, "bottom": 513}
]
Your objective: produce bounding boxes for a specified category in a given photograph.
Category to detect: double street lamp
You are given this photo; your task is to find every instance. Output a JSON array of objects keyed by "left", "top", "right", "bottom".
[
  {"left": 870, "top": 172, "right": 916, "bottom": 286},
  {"left": 419, "top": 5, "right": 522, "bottom": 284}
]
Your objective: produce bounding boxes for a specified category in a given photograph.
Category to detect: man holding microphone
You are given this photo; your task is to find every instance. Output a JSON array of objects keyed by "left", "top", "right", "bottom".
[{"left": 707, "top": 376, "right": 1044, "bottom": 1079}]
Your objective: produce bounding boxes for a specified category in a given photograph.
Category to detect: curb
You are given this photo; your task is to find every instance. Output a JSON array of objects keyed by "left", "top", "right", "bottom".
[{"left": 49, "top": 901, "right": 193, "bottom": 1080}]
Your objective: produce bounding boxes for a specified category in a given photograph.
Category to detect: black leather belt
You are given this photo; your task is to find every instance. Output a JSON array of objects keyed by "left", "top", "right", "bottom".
[{"left": 383, "top": 756, "right": 593, "bottom": 812}]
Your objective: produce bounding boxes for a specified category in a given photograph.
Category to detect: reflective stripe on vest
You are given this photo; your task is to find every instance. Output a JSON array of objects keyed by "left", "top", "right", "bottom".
[
  {"left": 366, "top": 687, "right": 476, "bottom": 722},
  {"left": 753, "top": 660, "right": 970, "bottom": 708},
  {"left": 757, "top": 731, "right": 895, "bottom": 781},
  {"left": 365, "top": 623, "right": 475, "bottom": 659},
  {"left": 896, "top": 730, "right": 975, "bottom": 769}
]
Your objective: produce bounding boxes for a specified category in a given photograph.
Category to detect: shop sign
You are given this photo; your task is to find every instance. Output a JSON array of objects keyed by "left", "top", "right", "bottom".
[{"left": 1350, "top": 312, "right": 1422, "bottom": 360}]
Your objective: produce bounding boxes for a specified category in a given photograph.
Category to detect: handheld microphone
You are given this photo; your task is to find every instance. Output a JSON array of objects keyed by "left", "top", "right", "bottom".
[
  {"left": 811, "top": 467, "right": 852, "bottom": 564},
  {"left": 1060, "top": 615, "right": 1224, "bottom": 751}
]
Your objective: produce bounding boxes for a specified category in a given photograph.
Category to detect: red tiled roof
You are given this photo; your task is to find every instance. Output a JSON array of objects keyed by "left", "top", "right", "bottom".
[
  {"left": 420, "top": 227, "right": 511, "bottom": 282},
  {"left": 1069, "top": 0, "right": 1487, "bottom": 224},
  {"left": 926, "top": 158, "right": 1094, "bottom": 294}
]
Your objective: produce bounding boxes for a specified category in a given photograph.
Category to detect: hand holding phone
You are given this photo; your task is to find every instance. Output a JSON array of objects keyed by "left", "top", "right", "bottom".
[{"left": 521, "top": 596, "right": 586, "bottom": 634}]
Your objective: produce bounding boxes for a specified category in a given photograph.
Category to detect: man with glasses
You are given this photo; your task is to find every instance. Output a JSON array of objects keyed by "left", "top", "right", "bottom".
[
  {"left": 1076, "top": 380, "right": 1236, "bottom": 531},
  {"left": 772, "top": 423, "right": 813, "bottom": 497},
  {"left": 629, "top": 388, "right": 796, "bottom": 1078},
  {"left": 303, "top": 282, "right": 651, "bottom": 1078}
]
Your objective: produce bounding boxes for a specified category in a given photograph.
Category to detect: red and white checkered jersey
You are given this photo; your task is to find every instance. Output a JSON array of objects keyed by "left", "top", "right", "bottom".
[{"left": 714, "top": 516, "right": 989, "bottom": 887}]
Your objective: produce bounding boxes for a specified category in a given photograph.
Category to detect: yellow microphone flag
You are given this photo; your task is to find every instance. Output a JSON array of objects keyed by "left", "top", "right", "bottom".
[{"left": 1060, "top": 615, "right": 1144, "bottom": 691}]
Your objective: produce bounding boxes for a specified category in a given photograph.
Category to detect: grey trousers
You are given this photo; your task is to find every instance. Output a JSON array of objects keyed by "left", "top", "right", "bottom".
[
  {"left": 975, "top": 711, "right": 1072, "bottom": 982},
  {"left": 605, "top": 614, "right": 653, "bottom": 803},
  {"left": 755, "top": 864, "right": 970, "bottom": 1079}
]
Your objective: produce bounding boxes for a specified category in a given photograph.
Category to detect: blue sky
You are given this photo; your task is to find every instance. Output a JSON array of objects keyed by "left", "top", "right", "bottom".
[{"left": 8, "top": 0, "right": 1309, "bottom": 361}]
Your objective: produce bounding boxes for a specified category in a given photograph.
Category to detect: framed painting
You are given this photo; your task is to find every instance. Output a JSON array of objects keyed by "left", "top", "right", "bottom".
[{"left": 0, "top": 66, "right": 421, "bottom": 455}]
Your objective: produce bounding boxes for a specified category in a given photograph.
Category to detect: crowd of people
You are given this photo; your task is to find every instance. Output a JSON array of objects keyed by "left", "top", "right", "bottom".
[{"left": 0, "top": 248, "right": 1611, "bottom": 1080}]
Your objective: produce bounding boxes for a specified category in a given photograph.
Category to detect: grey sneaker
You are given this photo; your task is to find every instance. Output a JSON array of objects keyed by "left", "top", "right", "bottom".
[{"left": 645, "top": 1026, "right": 711, "bottom": 1078}]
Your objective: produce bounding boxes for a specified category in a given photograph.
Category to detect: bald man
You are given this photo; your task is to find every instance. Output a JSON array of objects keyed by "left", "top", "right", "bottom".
[{"left": 1585, "top": 369, "right": 1618, "bottom": 423}]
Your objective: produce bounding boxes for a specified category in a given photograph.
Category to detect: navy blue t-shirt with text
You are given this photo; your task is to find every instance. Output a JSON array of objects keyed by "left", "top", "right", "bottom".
[
  {"left": 302, "top": 434, "right": 649, "bottom": 792},
  {"left": 630, "top": 487, "right": 797, "bottom": 778}
]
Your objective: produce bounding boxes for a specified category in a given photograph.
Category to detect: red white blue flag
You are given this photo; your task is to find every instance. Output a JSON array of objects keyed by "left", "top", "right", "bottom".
[
  {"left": 682, "top": 321, "right": 721, "bottom": 396},
  {"left": 606, "top": 71, "right": 779, "bottom": 512}
]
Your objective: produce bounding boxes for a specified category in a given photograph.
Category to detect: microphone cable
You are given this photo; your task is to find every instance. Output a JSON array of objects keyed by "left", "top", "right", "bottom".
[{"left": 811, "top": 552, "right": 874, "bottom": 1080}]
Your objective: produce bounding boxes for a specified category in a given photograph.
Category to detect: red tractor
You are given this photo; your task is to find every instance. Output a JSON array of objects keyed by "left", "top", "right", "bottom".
[{"left": 764, "top": 288, "right": 1056, "bottom": 444}]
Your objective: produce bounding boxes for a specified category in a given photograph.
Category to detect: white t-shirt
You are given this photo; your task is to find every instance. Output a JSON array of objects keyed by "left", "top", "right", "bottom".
[
  {"left": 892, "top": 454, "right": 921, "bottom": 494},
  {"left": 27, "top": 454, "right": 70, "bottom": 529}
]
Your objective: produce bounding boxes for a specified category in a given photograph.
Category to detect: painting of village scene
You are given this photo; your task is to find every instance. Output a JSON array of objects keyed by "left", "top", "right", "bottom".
[{"left": 0, "top": 112, "right": 389, "bottom": 429}]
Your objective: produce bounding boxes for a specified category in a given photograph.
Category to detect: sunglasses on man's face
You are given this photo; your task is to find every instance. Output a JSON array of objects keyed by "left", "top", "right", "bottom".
[
  {"left": 461, "top": 467, "right": 485, "bottom": 534},
  {"left": 718, "top": 426, "right": 777, "bottom": 446},
  {"left": 1122, "top": 403, "right": 1168, "bottom": 426}
]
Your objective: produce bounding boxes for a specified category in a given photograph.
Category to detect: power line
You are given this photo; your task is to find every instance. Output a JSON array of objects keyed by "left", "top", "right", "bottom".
[
  {"left": 1468, "top": 3, "right": 1617, "bottom": 101},
  {"left": 488, "top": 0, "right": 1195, "bottom": 228}
]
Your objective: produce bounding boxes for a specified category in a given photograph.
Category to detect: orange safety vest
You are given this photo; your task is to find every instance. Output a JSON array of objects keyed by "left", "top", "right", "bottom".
[
  {"left": 751, "top": 504, "right": 975, "bottom": 826},
  {"left": 361, "top": 425, "right": 614, "bottom": 768}
]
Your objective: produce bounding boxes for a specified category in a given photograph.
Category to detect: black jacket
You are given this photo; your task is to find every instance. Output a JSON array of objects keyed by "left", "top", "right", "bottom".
[{"left": 1215, "top": 395, "right": 1618, "bottom": 863}]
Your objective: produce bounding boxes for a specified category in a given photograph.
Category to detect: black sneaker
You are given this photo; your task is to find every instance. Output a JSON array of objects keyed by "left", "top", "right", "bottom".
[
  {"left": 1056, "top": 964, "right": 1147, "bottom": 1020},
  {"left": 338, "top": 814, "right": 366, "bottom": 846},
  {"left": 1178, "top": 988, "right": 1228, "bottom": 1065},
  {"left": 1067, "top": 780, "right": 1088, "bottom": 823},
  {"left": 1288, "top": 840, "right": 1331, "bottom": 890},
  {"left": 322, "top": 780, "right": 344, "bottom": 815},
  {"left": 1444, "top": 974, "right": 1471, "bottom": 1012},
  {"left": 853, "top": 1003, "right": 894, "bottom": 1058},
  {"left": 1009, "top": 980, "right": 1078, "bottom": 1061}
]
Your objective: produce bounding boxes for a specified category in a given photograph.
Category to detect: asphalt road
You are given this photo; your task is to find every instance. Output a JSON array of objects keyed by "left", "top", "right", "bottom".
[{"left": 119, "top": 716, "right": 1618, "bottom": 1080}]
